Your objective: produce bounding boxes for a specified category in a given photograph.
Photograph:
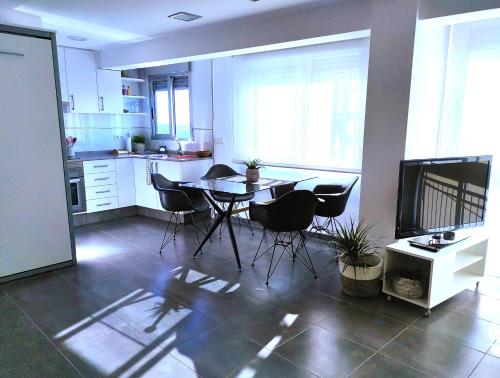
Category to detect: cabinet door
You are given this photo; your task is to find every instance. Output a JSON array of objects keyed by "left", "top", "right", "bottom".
[
  {"left": 56, "top": 46, "right": 69, "bottom": 102},
  {"left": 133, "top": 159, "right": 158, "bottom": 209},
  {"left": 180, "top": 159, "right": 213, "bottom": 182},
  {"left": 154, "top": 161, "right": 181, "bottom": 210},
  {"left": 65, "top": 48, "right": 99, "bottom": 113},
  {"left": 116, "top": 159, "right": 136, "bottom": 207},
  {"left": 96, "top": 69, "right": 123, "bottom": 114}
]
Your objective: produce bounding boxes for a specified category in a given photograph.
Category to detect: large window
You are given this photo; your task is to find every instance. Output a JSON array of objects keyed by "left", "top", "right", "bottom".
[
  {"left": 233, "top": 39, "right": 369, "bottom": 171},
  {"left": 150, "top": 74, "right": 191, "bottom": 140}
]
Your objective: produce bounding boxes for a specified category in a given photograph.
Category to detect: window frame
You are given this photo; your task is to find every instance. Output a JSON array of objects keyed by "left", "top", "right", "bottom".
[{"left": 149, "top": 72, "right": 193, "bottom": 141}]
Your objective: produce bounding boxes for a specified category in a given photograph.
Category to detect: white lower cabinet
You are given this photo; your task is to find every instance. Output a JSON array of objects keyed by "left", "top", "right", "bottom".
[
  {"left": 134, "top": 158, "right": 158, "bottom": 209},
  {"left": 85, "top": 184, "right": 118, "bottom": 201},
  {"left": 116, "top": 159, "right": 136, "bottom": 207},
  {"left": 87, "top": 197, "right": 119, "bottom": 213}
]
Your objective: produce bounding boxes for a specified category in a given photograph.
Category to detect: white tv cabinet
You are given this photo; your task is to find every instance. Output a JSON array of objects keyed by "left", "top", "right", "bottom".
[{"left": 382, "top": 230, "right": 488, "bottom": 316}]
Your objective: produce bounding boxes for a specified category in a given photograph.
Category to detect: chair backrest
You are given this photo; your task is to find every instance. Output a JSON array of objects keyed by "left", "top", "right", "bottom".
[
  {"left": 201, "top": 164, "right": 238, "bottom": 180},
  {"left": 313, "top": 176, "right": 359, "bottom": 218},
  {"left": 259, "top": 190, "right": 320, "bottom": 232},
  {"left": 151, "top": 173, "right": 193, "bottom": 212}
]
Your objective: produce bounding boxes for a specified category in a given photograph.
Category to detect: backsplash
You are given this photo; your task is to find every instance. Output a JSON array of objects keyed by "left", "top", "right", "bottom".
[{"left": 64, "top": 113, "right": 149, "bottom": 152}]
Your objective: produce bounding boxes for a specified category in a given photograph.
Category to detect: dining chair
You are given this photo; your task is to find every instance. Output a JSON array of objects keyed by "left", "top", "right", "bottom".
[
  {"left": 151, "top": 173, "right": 210, "bottom": 254},
  {"left": 249, "top": 190, "right": 323, "bottom": 284},
  {"left": 201, "top": 164, "right": 255, "bottom": 236},
  {"left": 311, "top": 176, "right": 359, "bottom": 259}
]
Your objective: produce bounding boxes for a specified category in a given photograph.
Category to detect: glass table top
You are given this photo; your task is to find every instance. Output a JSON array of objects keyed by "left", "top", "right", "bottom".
[{"left": 180, "top": 173, "right": 316, "bottom": 195}]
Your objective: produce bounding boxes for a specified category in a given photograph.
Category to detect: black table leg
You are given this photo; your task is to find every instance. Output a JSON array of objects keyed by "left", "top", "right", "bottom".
[
  {"left": 225, "top": 195, "right": 242, "bottom": 271},
  {"left": 192, "top": 191, "right": 224, "bottom": 259}
]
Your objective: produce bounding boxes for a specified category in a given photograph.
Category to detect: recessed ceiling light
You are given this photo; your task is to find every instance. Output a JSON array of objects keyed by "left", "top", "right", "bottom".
[
  {"left": 168, "top": 12, "right": 202, "bottom": 22},
  {"left": 67, "top": 35, "right": 87, "bottom": 42}
]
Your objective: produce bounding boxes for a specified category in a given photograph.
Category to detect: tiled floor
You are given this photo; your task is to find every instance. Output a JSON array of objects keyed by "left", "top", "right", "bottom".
[{"left": 1, "top": 215, "right": 500, "bottom": 377}]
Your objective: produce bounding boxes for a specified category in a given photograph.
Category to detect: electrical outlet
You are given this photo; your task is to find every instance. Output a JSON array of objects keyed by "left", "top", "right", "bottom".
[{"left": 214, "top": 137, "right": 225, "bottom": 144}]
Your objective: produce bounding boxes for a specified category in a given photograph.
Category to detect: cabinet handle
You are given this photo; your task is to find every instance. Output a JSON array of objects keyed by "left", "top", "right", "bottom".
[
  {"left": 100, "top": 96, "right": 104, "bottom": 111},
  {"left": 96, "top": 202, "right": 111, "bottom": 207},
  {"left": 0, "top": 51, "right": 24, "bottom": 57},
  {"left": 70, "top": 95, "right": 75, "bottom": 110},
  {"left": 93, "top": 164, "right": 108, "bottom": 168},
  {"left": 95, "top": 177, "right": 110, "bottom": 181},
  {"left": 95, "top": 190, "right": 111, "bottom": 194}
]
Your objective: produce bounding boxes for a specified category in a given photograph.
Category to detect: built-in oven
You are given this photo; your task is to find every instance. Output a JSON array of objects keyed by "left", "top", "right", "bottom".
[{"left": 68, "top": 160, "right": 86, "bottom": 213}]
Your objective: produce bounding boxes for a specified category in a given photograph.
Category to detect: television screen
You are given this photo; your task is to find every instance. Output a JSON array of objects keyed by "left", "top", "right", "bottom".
[{"left": 395, "top": 156, "right": 492, "bottom": 239}]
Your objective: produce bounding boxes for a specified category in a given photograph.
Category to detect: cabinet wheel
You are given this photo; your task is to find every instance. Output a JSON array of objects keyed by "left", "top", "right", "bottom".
[
  {"left": 424, "top": 309, "right": 431, "bottom": 317},
  {"left": 476, "top": 281, "right": 480, "bottom": 288},
  {"left": 386, "top": 295, "right": 392, "bottom": 302}
]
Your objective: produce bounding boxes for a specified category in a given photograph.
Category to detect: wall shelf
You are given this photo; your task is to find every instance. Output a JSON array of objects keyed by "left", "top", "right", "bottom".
[{"left": 121, "top": 77, "right": 144, "bottom": 83}]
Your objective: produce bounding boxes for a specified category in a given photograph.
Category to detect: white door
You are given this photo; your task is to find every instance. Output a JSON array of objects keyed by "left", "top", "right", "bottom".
[
  {"left": 96, "top": 69, "right": 123, "bottom": 114},
  {"left": 134, "top": 159, "right": 158, "bottom": 209},
  {"left": 0, "top": 32, "right": 73, "bottom": 278},
  {"left": 56, "top": 46, "right": 69, "bottom": 102},
  {"left": 116, "top": 158, "right": 136, "bottom": 207},
  {"left": 65, "top": 47, "right": 99, "bottom": 113}
]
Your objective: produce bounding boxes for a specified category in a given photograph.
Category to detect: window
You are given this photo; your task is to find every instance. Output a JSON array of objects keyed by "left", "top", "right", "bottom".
[
  {"left": 233, "top": 39, "right": 369, "bottom": 171},
  {"left": 150, "top": 74, "right": 192, "bottom": 140}
]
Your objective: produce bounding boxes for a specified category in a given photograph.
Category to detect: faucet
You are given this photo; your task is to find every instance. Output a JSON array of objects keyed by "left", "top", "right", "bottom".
[{"left": 176, "top": 140, "right": 183, "bottom": 156}]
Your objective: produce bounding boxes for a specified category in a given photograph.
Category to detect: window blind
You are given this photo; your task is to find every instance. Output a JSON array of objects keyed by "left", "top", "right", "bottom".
[{"left": 233, "top": 38, "right": 369, "bottom": 171}]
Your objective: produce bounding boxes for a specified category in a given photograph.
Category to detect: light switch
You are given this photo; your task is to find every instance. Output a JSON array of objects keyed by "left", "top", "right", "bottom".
[{"left": 214, "top": 138, "right": 225, "bottom": 144}]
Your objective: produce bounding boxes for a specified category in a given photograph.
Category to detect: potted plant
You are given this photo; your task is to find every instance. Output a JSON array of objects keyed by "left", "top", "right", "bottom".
[
  {"left": 132, "top": 135, "right": 146, "bottom": 153},
  {"left": 244, "top": 158, "right": 263, "bottom": 183},
  {"left": 331, "top": 218, "right": 382, "bottom": 298}
]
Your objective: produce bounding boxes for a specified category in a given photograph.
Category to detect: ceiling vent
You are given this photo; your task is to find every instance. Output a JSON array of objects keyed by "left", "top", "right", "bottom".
[{"left": 168, "top": 12, "right": 202, "bottom": 22}]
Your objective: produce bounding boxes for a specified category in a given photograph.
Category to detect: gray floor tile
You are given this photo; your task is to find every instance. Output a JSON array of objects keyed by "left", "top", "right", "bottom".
[
  {"left": 275, "top": 325, "right": 373, "bottom": 378},
  {"left": 414, "top": 306, "right": 498, "bottom": 352},
  {"left": 352, "top": 294, "right": 422, "bottom": 324},
  {"left": 470, "top": 355, "right": 500, "bottom": 378},
  {"left": 230, "top": 352, "right": 318, "bottom": 378},
  {"left": 381, "top": 326, "right": 484, "bottom": 377},
  {"left": 224, "top": 304, "right": 314, "bottom": 348},
  {"left": 274, "top": 288, "right": 348, "bottom": 323},
  {"left": 170, "top": 326, "right": 263, "bottom": 378},
  {"left": 350, "top": 353, "right": 432, "bottom": 378},
  {"left": 488, "top": 340, "right": 500, "bottom": 358},
  {"left": 318, "top": 305, "right": 408, "bottom": 350},
  {"left": 444, "top": 289, "right": 500, "bottom": 324}
]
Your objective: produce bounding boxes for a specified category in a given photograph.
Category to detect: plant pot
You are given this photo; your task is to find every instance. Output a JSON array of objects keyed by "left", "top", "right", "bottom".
[
  {"left": 339, "top": 254, "right": 383, "bottom": 298},
  {"left": 133, "top": 143, "right": 145, "bottom": 153},
  {"left": 246, "top": 168, "right": 260, "bottom": 183}
]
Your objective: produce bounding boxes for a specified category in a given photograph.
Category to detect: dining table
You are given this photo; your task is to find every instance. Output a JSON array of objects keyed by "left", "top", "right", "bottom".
[{"left": 180, "top": 172, "right": 316, "bottom": 271}]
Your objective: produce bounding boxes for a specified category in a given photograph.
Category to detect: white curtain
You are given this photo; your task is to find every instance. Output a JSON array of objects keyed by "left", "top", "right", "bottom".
[{"left": 233, "top": 39, "right": 369, "bottom": 171}]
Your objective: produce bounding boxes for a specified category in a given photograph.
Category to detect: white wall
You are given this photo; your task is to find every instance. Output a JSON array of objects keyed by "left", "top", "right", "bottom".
[
  {"left": 419, "top": 0, "right": 500, "bottom": 20},
  {"left": 359, "top": 0, "right": 418, "bottom": 243},
  {"left": 98, "top": 0, "right": 371, "bottom": 69}
]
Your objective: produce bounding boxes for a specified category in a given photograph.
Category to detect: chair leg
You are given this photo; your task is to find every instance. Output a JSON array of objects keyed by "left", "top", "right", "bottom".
[
  {"left": 191, "top": 212, "right": 203, "bottom": 255},
  {"left": 266, "top": 235, "right": 278, "bottom": 285},
  {"left": 252, "top": 228, "right": 267, "bottom": 266},
  {"left": 159, "top": 212, "right": 184, "bottom": 254},
  {"left": 295, "top": 231, "right": 318, "bottom": 279}
]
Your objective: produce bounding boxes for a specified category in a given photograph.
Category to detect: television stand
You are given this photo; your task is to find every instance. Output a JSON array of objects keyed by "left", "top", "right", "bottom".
[{"left": 383, "top": 230, "right": 488, "bottom": 316}]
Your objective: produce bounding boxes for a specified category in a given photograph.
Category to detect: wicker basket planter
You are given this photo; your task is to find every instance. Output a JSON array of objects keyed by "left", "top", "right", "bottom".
[
  {"left": 390, "top": 272, "right": 425, "bottom": 299},
  {"left": 339, "top": 254, "right": 383, "bottom": 298}
]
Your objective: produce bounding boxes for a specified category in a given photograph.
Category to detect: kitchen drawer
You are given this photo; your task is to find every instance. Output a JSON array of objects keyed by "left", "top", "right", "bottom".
[
  {"left": 83, "top": 159, "right": 116, "bottom": 174},
  {"left": 86, "top": 197, "right": 118, "bottom": 213},
  {"left": 85, "top": 184, "right": 118, "bottom": 200},
  {"left": 85, "top": 171, "right": 117, "bottom": 187}
]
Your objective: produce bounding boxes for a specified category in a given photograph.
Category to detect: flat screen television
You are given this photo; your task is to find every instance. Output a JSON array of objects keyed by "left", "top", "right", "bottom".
[{"left": 395, "top": 155, "right": 492, "bottom": 239}]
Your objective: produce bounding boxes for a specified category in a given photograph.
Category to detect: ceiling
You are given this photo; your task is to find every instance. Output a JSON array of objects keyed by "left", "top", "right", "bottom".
[{"left": 0, "top": 0, "right": 331, "bottom": 49}]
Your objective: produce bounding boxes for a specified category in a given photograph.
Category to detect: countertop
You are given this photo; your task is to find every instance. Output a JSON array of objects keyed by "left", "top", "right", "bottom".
[{"left": 72, "top": 151, "right": 213, "bottom": 162}]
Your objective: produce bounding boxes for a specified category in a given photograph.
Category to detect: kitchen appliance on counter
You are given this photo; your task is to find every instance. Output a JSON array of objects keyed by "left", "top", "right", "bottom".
[{"left": 68, "top": 160, "right": 86, "bottom": 213}]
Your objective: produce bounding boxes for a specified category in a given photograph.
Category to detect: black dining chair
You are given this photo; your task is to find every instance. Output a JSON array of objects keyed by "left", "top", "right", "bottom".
[
  {"left": 201, "top": 164, "right": 255, "bottom": 236},
  {"left": 249, "top": 190, "right": 323, "bottom": 284},
  {"left": 311, "top": 176, "right": 359, "bottom": 259},
  {"left": 151, "top": 173, "right": 210, "bottom": 254}
]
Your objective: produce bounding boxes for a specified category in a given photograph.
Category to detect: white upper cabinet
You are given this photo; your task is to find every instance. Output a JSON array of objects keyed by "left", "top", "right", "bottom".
[
  {"left": 96, "top": 69, "right": 123, "bottom": 114},
  {"left": 64, "top": 48, "right": 99, "bottom": 113},
  {"left": 56, "top": 47, "right": 69, "bottom": 103}
]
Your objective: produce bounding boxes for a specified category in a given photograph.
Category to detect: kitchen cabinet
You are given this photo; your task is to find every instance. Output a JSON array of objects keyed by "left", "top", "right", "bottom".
[
  {"left": 134, "top": 158, "right": 158, "bottom": 209},
  {"left": 96, "top": 69, "right": 123, "bottom": 114},
  {"left": 64, "top": 47, "right": 99, "bottom": 113},
  {"left": 56, "top": 47, "right": 69, "bottom": 102},
  {"left": 116, "top": 159, "right": 136, "bottom": 207},
  {"left": 83, "top": 159, "right": 118, "bottom": 213}
]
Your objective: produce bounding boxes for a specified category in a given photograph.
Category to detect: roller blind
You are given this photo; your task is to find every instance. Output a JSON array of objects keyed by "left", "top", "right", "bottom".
[{"left": 233, "top": 38, "right": 369, "bottom": 171}]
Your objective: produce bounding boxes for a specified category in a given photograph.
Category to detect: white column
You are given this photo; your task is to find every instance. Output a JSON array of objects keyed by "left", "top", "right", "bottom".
[{"left": 359, "top": 0, "right": 419, "bottom": 243}]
